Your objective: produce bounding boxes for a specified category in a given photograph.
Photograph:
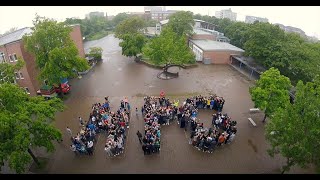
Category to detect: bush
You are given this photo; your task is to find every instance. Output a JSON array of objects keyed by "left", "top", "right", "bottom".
[{"left": 89, "top": 47, "right": 103, "bottom": 60}]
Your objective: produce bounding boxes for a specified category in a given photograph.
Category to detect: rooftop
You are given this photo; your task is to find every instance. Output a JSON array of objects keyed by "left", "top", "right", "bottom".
[
  {"left": 193, "top": 29, "right": 212, "bottom": 35},
  {"left": 231, "top": 55, "right": 266, "bottom": 74},
  {"left": 190, "top": 39, "right": 244, "bottom": 52},
  {"left": 0, "top": 27, "right": 32, "bottom": 46}
]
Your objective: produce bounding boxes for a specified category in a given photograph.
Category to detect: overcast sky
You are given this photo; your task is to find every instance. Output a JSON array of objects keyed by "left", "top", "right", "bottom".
[{"left": 1, "top": 6, "right": 320, "bottom": 39}]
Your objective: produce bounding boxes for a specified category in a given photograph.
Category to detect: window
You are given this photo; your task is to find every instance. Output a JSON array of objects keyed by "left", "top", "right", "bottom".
[
  {"left": 0, "top": 52, "right": 5, "bottom": 63},
  {"left": 24, "top": 87, "right": 30, "bottom": 94},
  {"left": 19, "top": 72, "right": 24, "bottom": 79},
  {"left": 15, "top": 72, "right": 20, "bottom": 79},
  {"left": 13, "top": 54, "right": 18, "bottom": 61},
  {"left": 9, "top": 54, "right": 14, "bottom": 62}
]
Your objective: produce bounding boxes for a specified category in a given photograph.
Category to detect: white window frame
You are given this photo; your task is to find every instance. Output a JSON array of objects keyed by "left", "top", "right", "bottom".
[
  {"left": 24, "top": 87, "right": 30, "bottom": 95},
  {"left": 0, "top": 52, "right": 5, "bottom": 63},
  {"left": 13, "top": 53, "right": 18, "bottom": 61},
  {"left": 15, "top": 72, "right": 20, "bottom": 79},
  {"left": 19, "top": 72, "right": 24, "bottom": 79},
  {"left": 9, "top": 54, "right": 14, "bottom": 62}
]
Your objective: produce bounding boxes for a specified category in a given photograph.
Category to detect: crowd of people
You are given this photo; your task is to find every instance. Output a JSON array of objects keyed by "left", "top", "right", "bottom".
[
  {"left": 177, "top": 95, "right": 237, "bottom": 153},
  {"left": 103, "top": 97, "right": 130, "bottom": 157},
  {"left": 69, "top": 97, "right": 130, "bottom": 157},
  {"left": 139, "top": 96, "right": 176, "bottom": 155}
]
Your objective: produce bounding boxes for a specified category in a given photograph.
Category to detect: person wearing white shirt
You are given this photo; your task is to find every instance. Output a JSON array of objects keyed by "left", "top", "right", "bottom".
[{"left": 87, "top": 140, "right": 94, "bottom": 155}]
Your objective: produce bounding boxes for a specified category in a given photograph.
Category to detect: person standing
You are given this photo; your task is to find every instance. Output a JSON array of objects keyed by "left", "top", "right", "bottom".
[
  {"left": 70, "top": 144, "right": 78, "bottom": 156},
  {"left": 135, "top": 108, "right": 138, "bottom": 115},
  {"left": 136, "top": 130, "right": 143, "bottom": 144},
  {"left": 66, "top": 126, "right": 72, "bottom": 137},
  {"left": 79, "top": 116, "right": 84, "bottom": 126}
]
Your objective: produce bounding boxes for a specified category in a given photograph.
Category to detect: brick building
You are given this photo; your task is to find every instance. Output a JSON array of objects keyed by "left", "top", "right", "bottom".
[
  {"left": 188, "top": 39, "right": 244, "bottom": 64},
  {"left": 0, "top": 24, "right": 85, "bottom": 96}
]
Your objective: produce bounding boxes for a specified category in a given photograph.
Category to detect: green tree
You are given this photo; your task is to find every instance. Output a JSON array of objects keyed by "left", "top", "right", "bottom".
[
  {"left": 167, "top": 11, "right": 195, "bottom": 37},
  {"left": 224, "top": 21, "right": 251, "bottom": 49},
  {"left": 265, "top": 80, "right": 320, "bottom": 173},
  {"left": 114, "top": 16, "right": 146, "bottom": 39},
  {"left": 0, "top": 83, "right": 64, "bottom": 174},
  {"left": 23, "top": 15, "right": 89, "bottom": 87},
  {"left": 119, "top": 33, "right": 146, "bottom": 58},
  {"left": 145, "top": 19, "right": 158, "bottom": 27},
  {"left": 143, "top": 27, "right": 195, "bottom": 66},
  {"left": 111, "top": 13, "right": 130, "bottom": 27},
  {"left": 88, "top": 47, "right": 103, "bottom": 60},
  {"left": 249, "top": 67, "right": 291, "bottom": 122},
  {"left": 0, "top": 58, "right": 25, "bottom": 84}
]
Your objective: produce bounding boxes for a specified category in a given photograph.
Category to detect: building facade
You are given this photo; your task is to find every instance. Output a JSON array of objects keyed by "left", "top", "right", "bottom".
[
  {"left": 85, "top": 11, "right": 105, "bottom": 19},
  {"left": 215, "top": 8, "right": 237, "bottom": 21},
  {"left": 0, "top": 25, "right": 85, "bottom": 96},
  {"left": 245, "top": 16, "right": 269, "bottom": 24},
  {"left": 188, "top": 39, "right": 244, "bottom": 64},
  {"left": 274, "top": 23, "right": 306, "bottom": 37}
]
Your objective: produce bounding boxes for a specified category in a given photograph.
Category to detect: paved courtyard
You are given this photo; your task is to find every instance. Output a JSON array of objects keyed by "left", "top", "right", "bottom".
[{"left": 43, "top": 35, "right": 313, "bottom": 174}]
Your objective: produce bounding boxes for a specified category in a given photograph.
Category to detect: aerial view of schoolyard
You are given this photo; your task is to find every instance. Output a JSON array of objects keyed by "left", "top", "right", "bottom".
[{"left": 0, "top": 6, "right": 319, "bottom": 174}]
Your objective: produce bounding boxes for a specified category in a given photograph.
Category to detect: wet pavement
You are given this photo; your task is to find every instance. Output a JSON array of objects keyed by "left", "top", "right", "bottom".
[{"left": 45, "top": 35, "right": 314, "bottom": 174}]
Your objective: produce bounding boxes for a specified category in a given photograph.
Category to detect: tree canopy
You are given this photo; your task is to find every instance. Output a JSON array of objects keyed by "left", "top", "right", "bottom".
[
  {"left": 143, "top": 27, "right": 195, "bottom": 66},
  {"left": 114, "top": 16, "right": 146, "bottom": 39},
  {"left": 88, "top": 47, "right": 103, "bottom": 60},
  {"left": 119, "top": 33, "right": 146, "bottom": 58},
  {"left": 115, "top": 16, "right": 147, "bottom": 58},
  {"left": 265, "top": 79, "right": 320, "bottom": 173},
  {"left": 23, "top": 15, "right": 89, "bottom": 86},
  {"left": 0, "top": 83, "right": 64, "bottom": 174},
  {"left": 168, "top": 11, "right": 195, "bottom": 37},
  {"left": 249, "top": 67, "right": 291, "bottom": 122}
]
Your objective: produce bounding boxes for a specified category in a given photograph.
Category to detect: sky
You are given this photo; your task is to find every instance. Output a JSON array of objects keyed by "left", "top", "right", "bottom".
[{"left": 1, "top": 6, "right": 320, "bottom": 39}]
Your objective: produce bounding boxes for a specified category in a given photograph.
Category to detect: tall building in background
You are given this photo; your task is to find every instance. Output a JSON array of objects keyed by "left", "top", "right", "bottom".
[
  {"left": 215, "top": 8, "right": 237, "bottom": 21},
  {"left": 274, "top": 23, "right": 306, "bottom": 37},
  {"left": 144, "top": 6, "right": 178, "bottom": 21},
  {"left": 85, "top": 11, "right": 105, "bottom": 19},
  {"left": 245, "top": 16, "right": 268, "bottom": 24},
  {"left": 144, "top": 6, "right": 163, "bottom": 12}
]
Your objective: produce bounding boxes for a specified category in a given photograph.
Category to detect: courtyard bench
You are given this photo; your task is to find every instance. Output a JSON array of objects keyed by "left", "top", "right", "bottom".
[{"left": 248, "top": 118, "right": 257, "bottom": 127}]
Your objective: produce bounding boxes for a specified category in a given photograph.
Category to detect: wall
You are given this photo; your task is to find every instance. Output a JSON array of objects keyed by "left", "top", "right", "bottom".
[
  {"left": 20, "top": 41, "right": 40, "bottom": 95},
  {"left": 203, "top": 50, "right": 243, "bottom": 64},
  {"left": 191, "top": 34, "right": 216, "bottom": 41},
  {"left": 2, "top": 41, "right": 37, "bottom": 96},
  {"left": 70, "top": 25, "right": 85, "bottom": 58}
]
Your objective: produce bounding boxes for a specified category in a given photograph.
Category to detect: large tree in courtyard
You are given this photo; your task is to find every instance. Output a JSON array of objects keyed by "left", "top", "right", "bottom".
[
  {"left": 265, "top": 79, "right": 320, "bottom": 173},
  {"left": 0, "top": 83, "right": 64, "bottom": 174},
  {"left": 167, "top": 11, "right": 195, "bottom": 37},
  {"left": 115, "top": 16, "right": 146, "bottom": 58},
  {"left": 23, "top": 15, "right": 89, "bottom": 86},
  {"left": 143, "top": 27, "right": 195, "bottom": 66},
  {"left": 119, "top": 33, "right": 146, "bottom": 58},
  {"left": 114, "top": 16, "right": 146, "bottom": 39},
  {"left": 249, "top": 67, "right": 291, "bottom": 122}
]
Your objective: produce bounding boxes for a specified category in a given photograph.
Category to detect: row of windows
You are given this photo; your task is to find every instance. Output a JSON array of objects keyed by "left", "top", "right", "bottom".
[
  {"left": 15, "top": 72, "right": 24, "bottom": 79},
  {"left": 23, "top": 87, "right": 30, "bottom": 94},
  {"left": 0, "top": 52, "right": 18, "bottom": 62}
]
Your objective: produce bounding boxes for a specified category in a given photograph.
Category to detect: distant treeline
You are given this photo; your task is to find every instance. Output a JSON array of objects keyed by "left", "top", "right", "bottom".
[{"left": 64, "top": 13, "right": 157, "bottom": 41}]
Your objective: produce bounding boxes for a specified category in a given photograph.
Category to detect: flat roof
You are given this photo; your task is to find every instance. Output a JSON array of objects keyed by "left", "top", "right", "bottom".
[
  {"left": 231, "top": 55, "right": 266, "bottom": 74},
  {"left": 190, "top": 39, "right": 244, "bottom": 52},
  {"left": 193, "top": 29, "right": 212, "bottom": 35},
  {"left": 0, "top": 27, "right": 32, "bottom": 46}
]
